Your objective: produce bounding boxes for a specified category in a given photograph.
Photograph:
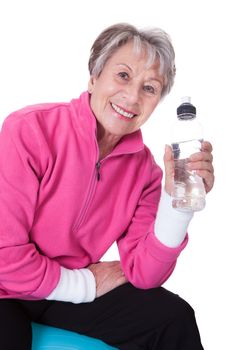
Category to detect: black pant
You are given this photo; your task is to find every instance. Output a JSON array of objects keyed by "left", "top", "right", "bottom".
[{"left": 0, "top": 283, "right": 204, "bottom": 350}]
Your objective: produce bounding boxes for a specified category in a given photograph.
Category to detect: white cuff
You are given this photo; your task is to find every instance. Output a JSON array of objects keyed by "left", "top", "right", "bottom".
[
  {"left": 46, "top": 267, "right": 96, "bottom": 304},
  {"left": 154, "top": 189, "right": 194, "bottom": 248}
]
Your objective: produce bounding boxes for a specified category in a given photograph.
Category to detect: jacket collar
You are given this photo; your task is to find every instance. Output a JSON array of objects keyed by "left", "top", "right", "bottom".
[{"left": 71, "top": 91, "right": 144, "bottom": 156}]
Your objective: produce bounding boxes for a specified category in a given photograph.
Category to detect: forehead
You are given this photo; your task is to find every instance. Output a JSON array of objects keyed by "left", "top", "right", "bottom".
[
  {"left": 105, "top": 41, "right": 162, "bottom": 75},
  {"left": 109, "top": 41, "right": 148, "bottom": 63}
]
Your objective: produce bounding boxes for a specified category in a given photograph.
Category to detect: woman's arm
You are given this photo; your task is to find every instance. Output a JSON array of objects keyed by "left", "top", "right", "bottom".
[
  {"left": 117, "top": 142, "right": 214, "bottom": 290},
  {"left": 0, "top": 117, "right": 60, "bottom": 298}
]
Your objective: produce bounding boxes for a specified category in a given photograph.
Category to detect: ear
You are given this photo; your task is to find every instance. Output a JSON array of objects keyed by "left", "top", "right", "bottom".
[{"left": 88, "top": 75, "right": 96, "bottom": 94}]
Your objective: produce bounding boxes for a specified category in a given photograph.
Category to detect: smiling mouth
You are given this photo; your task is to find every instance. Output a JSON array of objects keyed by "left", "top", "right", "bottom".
[{"left": 111, "top": 103, "right": 137, "bottom": 119}]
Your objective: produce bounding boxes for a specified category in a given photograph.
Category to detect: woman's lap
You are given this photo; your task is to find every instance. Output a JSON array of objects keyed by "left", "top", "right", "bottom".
[{"left": 0, "top": 283, "right": 204, "bottom": 350}]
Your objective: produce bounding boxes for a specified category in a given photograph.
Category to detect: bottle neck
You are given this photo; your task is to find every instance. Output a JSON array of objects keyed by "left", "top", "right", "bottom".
[{"left": 177, "top": 113, "right": 196, "bottom": 120}]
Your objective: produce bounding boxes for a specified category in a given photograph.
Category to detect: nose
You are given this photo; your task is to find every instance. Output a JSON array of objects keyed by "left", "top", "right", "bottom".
[{"left": 122, "top": 82, "right": 140, "bottom": 105}]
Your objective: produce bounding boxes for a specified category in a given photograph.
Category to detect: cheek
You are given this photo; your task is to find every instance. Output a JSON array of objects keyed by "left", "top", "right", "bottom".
[
  {"left": 142, "top": 102, "right": 157, "bottom": 118},
  {"left": 147, "top": 99, "right": 160, "bottom": 115},
  {"left": 93, "top": 84, "right": 113, "bottom": 105},
  {"left": 96, "top": 74, "right": 122, "bottom": 96},
  {"left": 91, "top": 91, "right": 110, "bottom": 118}
]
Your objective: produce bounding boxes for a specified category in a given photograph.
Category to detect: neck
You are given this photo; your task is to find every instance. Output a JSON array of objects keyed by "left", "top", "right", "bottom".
[{"left": 97, "top": 123, "right": 121, "bottom": 160}]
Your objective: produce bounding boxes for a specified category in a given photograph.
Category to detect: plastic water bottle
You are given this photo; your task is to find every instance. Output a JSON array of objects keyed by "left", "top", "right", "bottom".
[{"left": 171, "top": 97, "right": 206, "bottom": 212}]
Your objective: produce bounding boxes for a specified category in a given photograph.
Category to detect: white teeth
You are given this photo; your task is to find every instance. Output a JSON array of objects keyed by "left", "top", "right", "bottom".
[{"left": 111, "top": 103, "right": 135, "bottom": 118}]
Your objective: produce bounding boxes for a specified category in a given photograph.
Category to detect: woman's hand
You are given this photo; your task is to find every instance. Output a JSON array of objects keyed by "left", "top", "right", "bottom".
[
  {"left": 87, "top": 261, "right": 127, "bottom": 298},
  {"left": 164, "top": 141, "right": 215, "bottom": 195}
]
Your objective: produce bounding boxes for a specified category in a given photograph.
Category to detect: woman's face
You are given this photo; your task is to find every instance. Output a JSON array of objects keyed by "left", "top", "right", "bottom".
[{"left": 88, "top": 41, "right": 164, "bottom": 139}]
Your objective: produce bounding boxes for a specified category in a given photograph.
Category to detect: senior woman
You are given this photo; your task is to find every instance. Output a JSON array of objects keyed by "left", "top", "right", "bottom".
[{"left": 0, "top": 23, "right": 214, "bottom": 349}]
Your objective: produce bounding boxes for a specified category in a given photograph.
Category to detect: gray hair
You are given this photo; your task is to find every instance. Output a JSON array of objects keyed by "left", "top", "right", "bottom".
[{"left": 88, "top": 23, "right": 176, "bottom": 98}]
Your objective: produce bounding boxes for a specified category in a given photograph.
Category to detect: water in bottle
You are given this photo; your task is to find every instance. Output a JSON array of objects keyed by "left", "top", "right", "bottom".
[{"left": 171, "top": 97, "right": 206, "bottom": 212}]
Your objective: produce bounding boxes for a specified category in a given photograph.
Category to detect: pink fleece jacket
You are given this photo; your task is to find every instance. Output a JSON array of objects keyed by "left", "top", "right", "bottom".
[{"left": 0, "top": 91, "right": 188, "bottom": 300}]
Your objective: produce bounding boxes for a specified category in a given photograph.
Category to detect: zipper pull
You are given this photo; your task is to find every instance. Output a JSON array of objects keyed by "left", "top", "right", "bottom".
[{"left": 96, "top": 161, "right": 101, "bottom": 181}]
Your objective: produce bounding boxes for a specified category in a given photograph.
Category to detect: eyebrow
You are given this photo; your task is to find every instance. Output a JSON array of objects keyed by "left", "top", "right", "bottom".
[
  {"left": 116, "top": 63, "right": 132, "bottom": 71},
  {"left": 148, "top": 78, "right": 163, "bottom": 86},
  {"left": 116, "top": 63, "right": 163, "bottom": 86}
]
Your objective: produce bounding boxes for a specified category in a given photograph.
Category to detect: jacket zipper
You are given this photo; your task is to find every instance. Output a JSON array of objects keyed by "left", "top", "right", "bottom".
[
  {"left": 96, "top": 161, "right": 101, "bottom": 181},
  {"left": 72, "top": 131, "right": 143, "bottom": 233},
  {"left": 72, "top": 147, "right": 140, "bottom": 232},
  {"left": 72, "top": 159, "right": 101, "bottom": 232},
  {"left": 72, "top": 165, "right": 98, "bottom": 232}
]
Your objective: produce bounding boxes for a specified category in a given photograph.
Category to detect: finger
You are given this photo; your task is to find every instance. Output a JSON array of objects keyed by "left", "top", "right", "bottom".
[
  {"left": 186, "top": 160, "right": 214, "bottom": 173},
  {"left": 164, "top": 144, "right": 173, "bottom": 161},
  {"left": 115, "top": 275, "right": 128, "bottom": 287},
  {"left": 119, "top": 276, "right": 128, "bottom": 285},
  {"left": 107, "top": 261, "right": 120, "bottom": 268},
  {"left": 190, "top": 150, "right": 213, "bottom": 163},
  {"left": 201, "top": 140, "right": 213, "bottom": 152},
  {"left": 196, "top": 170, "right": 215, "bottom": 193},
  {"left": 101, "top": 261, "right": 120, "bottom": 268},
  {"left": 106, "top": 261, "right": 124, "bottom": 277},
  {"left": 163, "top": 145, "right": 174, "bottom": 176},
  {"left": 189, "top": 141, "right": 213, "bottom": 162}
]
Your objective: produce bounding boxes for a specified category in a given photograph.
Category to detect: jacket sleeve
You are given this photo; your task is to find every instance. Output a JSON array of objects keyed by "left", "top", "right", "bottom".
[
  {"left": 117, "top": 155, "right": 188, "bottom": 289},
  {"left": 0, "top": 116, "right": 60, "bottom": 299}
]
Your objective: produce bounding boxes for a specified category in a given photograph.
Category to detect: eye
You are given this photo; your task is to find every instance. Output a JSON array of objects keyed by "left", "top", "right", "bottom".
[
  {"left": 117, "top": 71, "right": 129, "bottom": 80},
  {"left": 144, "top": 83, "right": 162, "bottom": 95},
  {"left": 143, "top": 85, "right": 156, "bottom": 94}
]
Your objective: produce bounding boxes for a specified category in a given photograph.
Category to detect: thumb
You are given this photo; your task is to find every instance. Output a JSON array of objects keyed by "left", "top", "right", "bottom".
[
  {"left": 163, "top": 145, "right": 174, "bottom": 195},
  {"left": 163, "top": 144, "right": 173, "bottom": 170}
]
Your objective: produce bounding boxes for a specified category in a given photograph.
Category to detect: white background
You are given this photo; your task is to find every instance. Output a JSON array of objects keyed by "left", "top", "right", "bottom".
[{"left": 0, "top": 1, "right": 232, "bottom": 348}]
